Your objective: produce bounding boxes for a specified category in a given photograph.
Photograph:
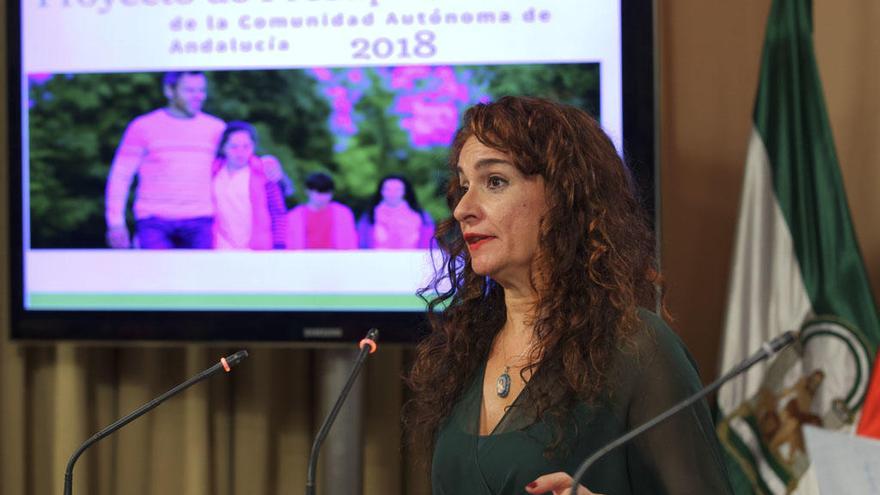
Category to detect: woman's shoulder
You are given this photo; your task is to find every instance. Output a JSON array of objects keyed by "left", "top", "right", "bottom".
[
  {"left": 631, "top": 307, "right": 685, "bottom": 349},
  {"left": 616, "top": 308, "right": 702, "bottom": 380},
  {"left": 601, "top": 308, "right": 705, "bottom": 409}
]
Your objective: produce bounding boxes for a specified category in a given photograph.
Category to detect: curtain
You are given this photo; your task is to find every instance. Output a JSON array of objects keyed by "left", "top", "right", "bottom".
[{"left": 0, "top": 336, "right": 430, "bottom": 495}]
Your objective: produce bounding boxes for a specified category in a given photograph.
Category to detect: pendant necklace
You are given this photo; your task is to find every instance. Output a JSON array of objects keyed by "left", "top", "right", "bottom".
[{"left": 495, "top": 343, "right": 531, "bottom": 399}]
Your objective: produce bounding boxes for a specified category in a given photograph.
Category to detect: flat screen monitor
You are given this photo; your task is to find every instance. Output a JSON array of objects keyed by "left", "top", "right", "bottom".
[{"left": 9, "top": 0, "right": 656, "bottom": 341}]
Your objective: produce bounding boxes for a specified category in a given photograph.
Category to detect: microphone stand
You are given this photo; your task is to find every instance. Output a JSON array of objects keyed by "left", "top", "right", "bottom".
[
  {"left": 305, "top": 328, "right": 379, "bottom": 495},
  {"left": 570, "top": 331, "right": 797, "bottom": 494},
  {"left": 63, "top": 350, "right": 248, "bottom": 495}
]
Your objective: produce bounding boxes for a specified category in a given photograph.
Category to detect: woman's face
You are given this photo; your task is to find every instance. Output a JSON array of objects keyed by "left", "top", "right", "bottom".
[
  {"left": 453, "top": 137, "right": 548, "bottom": 288},
  {"left": 381, "top": 178, "right": 406, "bottom": 207},
  {"left": 222, "top": 130, "right": 255, "bottom": 168}
]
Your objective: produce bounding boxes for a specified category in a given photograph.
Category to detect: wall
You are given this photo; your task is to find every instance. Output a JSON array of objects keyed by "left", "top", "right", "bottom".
[{"left": 660, "top": 0, "right": 880, "bottom": 381}]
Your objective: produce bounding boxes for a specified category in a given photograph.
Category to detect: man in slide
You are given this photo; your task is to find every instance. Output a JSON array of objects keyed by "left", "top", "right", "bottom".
[{"left": 105, "top": 71, "right": 225, "bottom": 249}]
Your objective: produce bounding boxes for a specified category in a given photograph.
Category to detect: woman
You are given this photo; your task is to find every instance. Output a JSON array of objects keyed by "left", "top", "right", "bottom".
[
  {"left": 405, "top": 97, "right": 732, "bottom": 494},
  {"left": 212, "top": 121, "right": 287, "bottom": 249},
  {"left": 357, "top": 174, "right": 435, "bottom": 249}
]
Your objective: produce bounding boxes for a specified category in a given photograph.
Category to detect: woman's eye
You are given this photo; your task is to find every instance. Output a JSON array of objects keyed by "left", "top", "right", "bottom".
[
  {"left": 459, "top": 184, "right": 469, "bottom": 193},
  {"left": 487, "top": 176, "right": 507, "bottom": 188}
]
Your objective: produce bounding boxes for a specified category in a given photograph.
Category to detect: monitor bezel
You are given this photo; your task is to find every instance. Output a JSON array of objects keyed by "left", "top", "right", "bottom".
[{"left": 7, "top": 0, "right": 656, "bottom": 343}]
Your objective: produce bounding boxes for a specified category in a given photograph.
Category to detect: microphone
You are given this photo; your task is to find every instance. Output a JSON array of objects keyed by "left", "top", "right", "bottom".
[
  {"left": 305, "top": 328, "right": 380, "bottom": 495},
  {"left": 570, "top": 330, "right": 797, "bottom": 493},
  {"left": 63, "top": 350, "right": 249, "bottom": 495}
]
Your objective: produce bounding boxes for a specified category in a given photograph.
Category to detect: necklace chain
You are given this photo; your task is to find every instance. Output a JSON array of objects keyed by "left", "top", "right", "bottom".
[{"left": 495, "top": 337, "right": 532, "bottom": 399}]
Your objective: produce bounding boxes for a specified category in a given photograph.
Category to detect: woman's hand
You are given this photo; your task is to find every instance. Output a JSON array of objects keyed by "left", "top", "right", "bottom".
[
  {"left": 261, "top": 155, "right": 284, "bottom": 182},
  {"left": 525, "top": 472, "right": 601, "bottom": 495}
]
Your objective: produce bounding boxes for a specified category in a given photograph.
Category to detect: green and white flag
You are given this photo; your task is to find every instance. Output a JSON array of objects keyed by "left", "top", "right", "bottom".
[{"left": 716, "top": 0, "right": 880, "bottom": 493}]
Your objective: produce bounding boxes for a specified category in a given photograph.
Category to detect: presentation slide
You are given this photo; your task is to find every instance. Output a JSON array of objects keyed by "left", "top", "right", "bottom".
[{"left": 20, "top": 0, "right": 620, "bottom": 311}]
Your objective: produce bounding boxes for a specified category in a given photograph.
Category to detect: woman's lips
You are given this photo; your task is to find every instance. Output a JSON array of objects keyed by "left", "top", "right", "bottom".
[{"left": 464, "top": 234, "right": 495, "bottom": 251}]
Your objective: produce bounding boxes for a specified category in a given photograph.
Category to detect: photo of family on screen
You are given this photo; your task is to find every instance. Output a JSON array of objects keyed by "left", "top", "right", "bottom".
[{"left": 26, "top": 64, "right": 600, "bottom": 250}]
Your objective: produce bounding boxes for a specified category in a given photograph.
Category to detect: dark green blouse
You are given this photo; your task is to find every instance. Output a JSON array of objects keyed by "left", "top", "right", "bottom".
[{"left": 432, "top": 309, "right": 733, "bottom": 494}]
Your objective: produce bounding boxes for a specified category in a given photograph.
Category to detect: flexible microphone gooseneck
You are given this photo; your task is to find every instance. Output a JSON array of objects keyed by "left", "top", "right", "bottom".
[
  {"left": 570, "top": 330, "right": 797, "bottom": 494},
  {"left": 63, "top": 350, "right": 249, "bottom": 495},
  {"left": 305, "top": 328, "right": 379, "bottom": 495}
]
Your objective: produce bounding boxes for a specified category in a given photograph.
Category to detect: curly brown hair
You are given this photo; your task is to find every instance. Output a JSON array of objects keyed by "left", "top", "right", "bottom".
[{"left": 404, "top": 96, "right": 663, "bottom": 460}]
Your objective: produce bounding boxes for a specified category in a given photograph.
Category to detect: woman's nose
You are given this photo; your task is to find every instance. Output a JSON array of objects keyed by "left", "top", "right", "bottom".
[{"left": 453, "top": 190, "right": 478, "bottom": 224}]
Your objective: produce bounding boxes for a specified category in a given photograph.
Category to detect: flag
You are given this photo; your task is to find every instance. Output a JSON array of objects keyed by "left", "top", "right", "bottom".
[
  {"left": 715, "top": 0, "right": 880, "bottom": 493},
  {"left": 857, "top": 357, "right": 880, "bottom": 438}
]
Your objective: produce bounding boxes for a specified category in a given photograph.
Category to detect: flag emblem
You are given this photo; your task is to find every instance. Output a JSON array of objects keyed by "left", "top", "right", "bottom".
[{"left": 719, "top": 317, "right": 873, "bottom": 493}]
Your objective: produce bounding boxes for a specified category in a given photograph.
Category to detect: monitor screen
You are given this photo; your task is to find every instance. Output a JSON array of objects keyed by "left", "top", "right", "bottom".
[{"left": 11, "top": 0, "right": 654, "bottom": 341}]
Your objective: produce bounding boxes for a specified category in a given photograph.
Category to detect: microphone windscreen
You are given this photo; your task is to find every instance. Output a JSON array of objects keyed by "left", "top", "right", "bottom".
[
  {"left": 225, "top": 350, "right": 249, "bottom": 367},
  {"left": 769, "top": 330, "right": 797, "bottom": 353}
]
